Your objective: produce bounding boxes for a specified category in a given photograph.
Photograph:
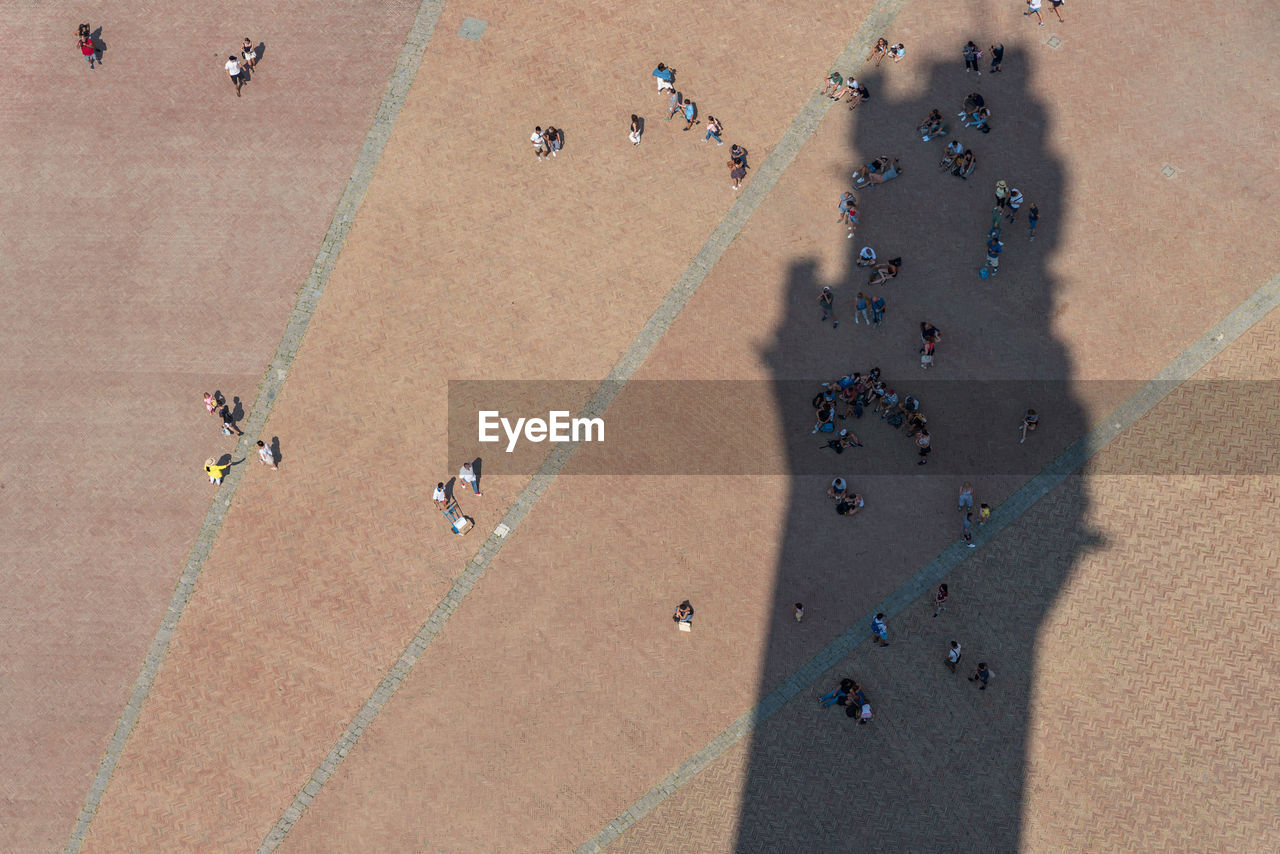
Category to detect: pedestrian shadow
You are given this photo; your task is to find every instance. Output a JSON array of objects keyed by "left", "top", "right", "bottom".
[
  {"left": 255, "top": 42, "right": 267, "bottom": 65},
  {"left": 231, "top": 396, "right": 246, "bottom": 428},
  {"left": 90, "top": 26, "right": 106, "bottom": 62},
  {"left": 444, "top": 476, "right": 458, "bottom": 503},
  {"left": 270, "top": 436, "right": 283, "bottom": 466},
  {"left": 733, "top": 45, "right": 1086, "bottom": 852},
  {"left": 470, "top": 457, "right": 484, "bottom": 486}
]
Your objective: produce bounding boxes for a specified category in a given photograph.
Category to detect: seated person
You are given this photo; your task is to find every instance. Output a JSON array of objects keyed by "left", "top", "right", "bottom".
[
  {"left": 887, "top": 43, "right": 905, "bottom": 62},
  {"left": 854, "top": 158, "right": 900, "bottom": 185},
  {"left": 836, "top": 492, "right": 865, "bottom": 516},
  {"left": 828, "top": 477, "right": 848, "bottom": 501},
  {"left": 825, "top": 428, "right": 863, "bottom": 453},
  {"left": 856, "top": 245, "right": 877, "bottom": 267},
  {"left": 812, "top": 401, "right": 835, "bottom": 433},
  {"left": 951, "top": 149, "right": 976, "bottom": 178},
  {"left": 940, "top": 139, "right": 964, "bottom": 169},
  {"left": 960, "top": 92, "right": 985, "bottom": 116},
  {"left": 917, "top": 109, "right": 944, "bottom": 139},
  {"left": 867, "top": 257, "right": 902, "bottom": 285},
  {"left": 846, "top": 82, "right": 869, "bottom": 109},
  {"left": 822, "top": 71, "right": 844, "bottom": 99},
  {"left": 673, "top": 600, "right": 694, "bottom": 623},
  {"left": 964, "top": 106, "right": 991, "bottom": 130}
]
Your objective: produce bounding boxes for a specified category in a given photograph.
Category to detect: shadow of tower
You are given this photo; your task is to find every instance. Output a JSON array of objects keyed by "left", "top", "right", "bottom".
[{"left": 734, "top": 47, "right": 1087, "bottom": 852}]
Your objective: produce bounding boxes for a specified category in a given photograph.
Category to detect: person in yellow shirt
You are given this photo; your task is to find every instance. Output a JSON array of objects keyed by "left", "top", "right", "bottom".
[{"left": 204, "top": 458, "right": 229, "bottom": 485}]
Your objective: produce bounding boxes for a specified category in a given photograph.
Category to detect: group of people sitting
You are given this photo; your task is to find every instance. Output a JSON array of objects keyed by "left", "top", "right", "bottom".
[
  {"left": 821, "top": 71, "right": 871, "bottom": 110},
  {"left": 819, "top": 677, "right": 874, "bottom": 722},
  {"left": 856, "top": 247, "right": 902, "bottom": 285},
  {"left": 916, "top": 109, "right": 947, "bottom": 141},
  {"left": 958, "top": 92, "right": 991, "bottom": 132},
  {"left": 811, "top": 367, "right": 933, "bottom": 446},
  {"left": 853, "top": 156, "right": 902, "bottom": 188},
  {"left": 940, "top": 139, "right": 976, "bottom": 179}
]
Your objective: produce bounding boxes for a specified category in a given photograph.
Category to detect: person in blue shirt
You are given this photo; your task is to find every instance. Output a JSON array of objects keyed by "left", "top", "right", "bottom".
[
  {"left": 673, "top": 600, "right": 694, "bottom": 624},
  {"left": 819, "top": 678, "right": 854, "bottom": 707},
  {"left": 652, "top": 63, "right": 674, "bottom": 91},
  {"left": 985, "top": 233, "right": 1003, "bottom": 273},
  {"left": 681, "top": 98, "right": 698, "bottom": 131}
]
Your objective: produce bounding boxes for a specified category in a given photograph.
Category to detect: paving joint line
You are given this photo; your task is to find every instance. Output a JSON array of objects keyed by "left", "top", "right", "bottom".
[
  {"left": 573, "top": 270, "right": 1280, "bottom": 852},
  {"left": 62, "top": 3, "right": 448, "bottom": 853},
  {"left": 256, "top": 1, "right": 913, "bottom": 849}
]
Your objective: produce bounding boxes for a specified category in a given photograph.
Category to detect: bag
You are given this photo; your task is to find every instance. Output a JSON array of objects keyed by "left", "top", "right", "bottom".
[
  {"left": 886, "top": 413, "right": 904, "bottom": 427},
  {"left": 826, "top": 439, "right": 844, "bottom": 453},
  {"left": 819, "top": 422, "right": 834, "bottom": 433}
]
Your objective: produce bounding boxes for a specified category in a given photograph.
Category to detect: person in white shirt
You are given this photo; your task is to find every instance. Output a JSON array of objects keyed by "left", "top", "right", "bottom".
[
  {"left": 857, "top": 246, "right": 877, "bottom": 267},
  {"left": 225, "top": 55, "right": 244, "bottom": 97},
  {"left": 530, "top": 127, "right": 549, "bottom": 161},
  {"left": 459, "top": 462, "right": 481, "bottom": 496},
  {"left": 1005, "top": 187, "right": 1024, "bottom": 222},
  {"left": 946, "top": 641, "right": 963, "bottom": 671},
  {"left": 1025, "top": 0, "right": 1044, "bottom": 26},
  {"left": 432, "top": 482, "right": 448, "bottom": 510},
  {"left": 256, "top": 440, "right": 278, "bottom": 470}
]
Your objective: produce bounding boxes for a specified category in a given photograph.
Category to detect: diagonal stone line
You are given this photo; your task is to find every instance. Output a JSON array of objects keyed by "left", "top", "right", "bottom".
[
  {"left": 574, "top": 270, "right": 1280, "bottom": 853},
  {"left": 62, "top": 3, "right": 449, "bottom": 854},
  {"left": 257, "top": 1, "right": 911, "bottom": 849}
]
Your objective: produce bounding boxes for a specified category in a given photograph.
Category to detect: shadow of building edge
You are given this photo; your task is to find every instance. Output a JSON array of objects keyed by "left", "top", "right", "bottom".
[{"left": 736, "top": 48, "right": 1086, "bottom": 852}]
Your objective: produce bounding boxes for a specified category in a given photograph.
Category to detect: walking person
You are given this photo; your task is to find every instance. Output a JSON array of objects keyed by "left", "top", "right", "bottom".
[
  {"left": 871, "top": 613, "right": 889, "bottom": 647},
  {"left": 629, "top": 114, "right": 642, "bottom": 145},
  {"left": 78, "top": 24, "right": 99, "bottom": 69},
  {"left": 1050, "top": 0, "right": 1065, "bottom": 22},
  {"left": 854, "top": 292, "right": 870, "bottom": 325},
  {"left": 962, "top": 512, "right": 976, "bottom": 547},
  {"left": 703, "top": 115, "right": 724, "bottom": 145},
  {"left": 204, "top": 392, "right": 219, "bottom": 416},
  {"left": 794, "top": 603, "right": 805, "bottom": 622},
  {"left": 916, "top": 430, "right": 932, "bottom": 464},
  {"left": 979, "top": 503, "right": 992, "bottom": 524},
  {"left": 1025, "top": 0, "right": 1045, "bottom": 26},
  {"left": 225, "top": 55, "right": 245, "bottom": 96},
  {"left": 1028, "top": 203, "right": 1040, "bottom": 241},
  {"left": 933, "top": 583, "right": 949, "bottom": 617},
  {"left": 958, "top": 481, "right": 974, "bottom": 512},
  {"left": 1020, "top": 408, "right": 1039, "bottom": 443},
  {"left": 544, "top": 126, "right": 564, "bottom": 157},
  {"left": 665, "top": 88, "right": 683, "bottom": 121},
  {"left": 432, "top": 482, "right": 449, "bottom": 510},
  {"left": 681, "top": 98, "right": 698, "bottom": 131},
  {"left": 256, "top": 440, "right": 278, "bottom": 470},
  {"left": 946, "top": 641, "right": 963, "bottom": 671},
  {"left": 241, "top": 37, "right": 258, "bottom": 71},
  {"left": 819, "top": 678, "right": 855, "bottom": 707},
  {"left": 459, "top": 461, "right": 482, "bottom": 496},
  {"left": 871, "top": 294, "right": 886, "bottom": 327},
  {"left": 204, "top": 458, "right": 229, "bottom": 485},
  {"left": 985, "top": 231, "right": 1004, "bottom": 274},
  {"left": 1005, "top": 187, "right": 1024, "bottom": 222},
  {"left": 963, "top": 41, "right": 981, "bottom": 73},
  {"left": 969, "top": 661, "right": 992, "bottom": 689},
  {"left": 530, "top": 126, "right": 550, "bottom": 161},
  {"left": 819, "top": 286, "right": 838, "bottom": 328},
  {"left": 728, "top": 157, "right": 747, "bottom": 190},
  {"left": 838, "top": 191, "right": 858, "bottom": 237},
  {"left": 219, "top": 404, "right": 243, "bottom": 436},
  {"left": 652, "top": 62, "right": 675, "bottom": 92},
  {"left": 989, "top": 43, "right": 1004, "bottom": 73}
]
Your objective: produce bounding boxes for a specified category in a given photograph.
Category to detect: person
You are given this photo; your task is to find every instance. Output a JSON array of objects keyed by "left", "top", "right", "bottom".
[
  {"left": 875, "top": 387, "right": 898, "bottom": 415},
  {"left": 704, "top": 115, "right": 723, "bottom": 145},
  {"left": 544, "top": 126, "right": 564, "bottom": 157},
  {"left": 665, "top": 88, "right": 683, "bottom": 121},
  {"left": 958, "top": 481, "right": 974, "bottom": 512},
  {"left": 822, "top": 71, "right": 844, "bottom": 99},
  {"left": 836, "top": 493, "right": 864, "bottom": 516},
  {"left": 204, "top": 458, "right": 229, "bottom": 485},
  {"left": 812, "top": 401, "right": 835, "bottom": 434},
  {"left": 1020, "top": 408, "right": 1039, "bottom": 443},
  {"left": 241, "top": 37, "right": 258, "bottom": 71},
  {"left": 946, "top": 641, "right": 963, "bottom": 671},
  {"left": 459, "top": 461, "right": 482, "bottom": 496},
  {"left": 940, "top": 138, "right": 963, "bottom": 168},
  {"left": 225, "top": 54, "right": 244, "bottom": 97},
  {"left": 854, "top": 158, "right": 900, "bottom": 187},
  {"left": 79, "top": 27, "right": 98, "bottom": 69},
  {"left": 963, "top": 512, "right": 976, "bottom": 547},
  {"left": 868, "top": 38, "right": 889, "bottom": 65},
  {"left": 845, "top": 81, "right": 869, "bottom": 110},
  {"left": 1028, "top": 203, "right": 1040, "bottom": 241},
  {"left": 952, "top": 149, "right": 976, "bottom": 179},
  {"left": 871, "top": 613, "right": 889, "bottom": 646},
  {"left": 432, "top": 481, "right": 448, "bottom": 510},
  {"left": 979, "top": 503, "right": 992, "bottom": 524},
  {"left": 916, "top": 429, "right": 932, "bottom": 463},
  {"left": 933, "top": 583, "right": 949, "bottom": 617},
  {"left": 530, "top": 126, "right": 549, "bottom": 161},
  {"left": 729, "top": 144, "right": 748, "bottom": 168},
  {"left": 673, "top": 600, "right": 694, "bottom": 623},
  {"left": 994, "top": 180, "right": 1010, "bottom": 209},
  {"left": 1025, "top": 0, "right": 1045, "bottom": 26},
  {"left": 256, "top": 440, "right": 278, "bottom": 470},
  {"left": 857, "top": 246, "right": 877, "bottom": 267},
  {"left": 868, "top": 258, "right": 901, "bottom": 286},
  {"left": 887, "top": 43, "right": 906, "bottom": 62},
  {"left": 681, "top": 98, "right": 698, "bottom": 131},
  {"left": 652, "top": 62, "right": 675, "bottom": 91},
  {"left": 827, "top": 476, "right": 847, "bottom": 500},
  {"left": 965, "top": 106, "right": 992, "bottom": 132},
  {"left": 1005, "top": 187, "right": 1024, "bottom": 222},
  {"left": 204, "top": 392, "right": 219, "bottom": 416},
  {"left": 921, "top": 321, "right": 942, "bottom": 354},
  {"left": 871, "top": 294, "right": 886, "bottom": 326},
  {"left": 985, "top": 232, "right": 1004, "bottom": 273},
  {"left": 728, "top": 157, "right": 747, "bottom": 190},
  {"left": 905, "top": 410, "right": 929, "bottom": 437},
  {"left": 963, "top": 41, "right": 981, "bottom": 73},
  {"left": 629, "top": 114, "right": 642, "bottom": 146},
  {"left": 825, "top": 428, "right": 863, "bottom": 453},
  {"left": 819, "top": 285, "right": 838, "bottom": 327},
  {"left": 969, "top": 661, "right": 992, "bottom": 689},
  {"left": 794, "top": 603, "right": 805, "bottom": 622},
  {"left": 820, "top": 678, "right": 854, "bottom": 707},
  {"left": 918, "top": 109, "right": 945, "bottom": 141},
  {"left": 838, "top": 191, "right": 858, "bottom": 236},
  {"left": 219, "top": 404, "right": 243, "bottom": 435},
  {"left": 855, "top": 292, "right": 871, "bottom": 325},
  {"left": 989, "top": 43, "right": 1005, "bottom": 73},
  {"left": 1050, "top": 0, "right": 1066, "bottom": 22}
]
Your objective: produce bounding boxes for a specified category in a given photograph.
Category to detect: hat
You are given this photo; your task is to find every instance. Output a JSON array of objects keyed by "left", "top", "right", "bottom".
[
  {"left": 822, "top": 286, "right": 831, "bottom": 292},
  {"left": 839, "top": 429, "right": 848, "bottom": 437},
  {"left": 204, "top": 458, "right": 215, "bottom": 468}
]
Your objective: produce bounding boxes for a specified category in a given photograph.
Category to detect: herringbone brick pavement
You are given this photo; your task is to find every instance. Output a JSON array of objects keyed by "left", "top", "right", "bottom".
[
  {"left": 608, "top": 313, "right": 1280, "bottom": 853},
  {"left": 0, "top": 2, "right": 419, "bottom": 852}
]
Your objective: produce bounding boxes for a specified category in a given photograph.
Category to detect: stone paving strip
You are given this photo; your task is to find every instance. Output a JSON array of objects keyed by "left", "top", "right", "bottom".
[
  {"left": 62, "top": 4, "right": 448, "bottom": 854},
  {"left": 256, "top": 2, "right": 911, "bottom": 850},
  {"left": 573, "top": 273, "right": 1280, "bottom": 854}
]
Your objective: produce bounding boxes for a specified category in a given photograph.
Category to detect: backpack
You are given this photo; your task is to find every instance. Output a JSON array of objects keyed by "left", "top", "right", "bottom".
[{"left": 886, "top": 412, "right": 904, "bottom": 427}]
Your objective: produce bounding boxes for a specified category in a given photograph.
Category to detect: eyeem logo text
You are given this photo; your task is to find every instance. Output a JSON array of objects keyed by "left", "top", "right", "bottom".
[{"left": 478, "top": 410, "right": 605, "bottom": 453}]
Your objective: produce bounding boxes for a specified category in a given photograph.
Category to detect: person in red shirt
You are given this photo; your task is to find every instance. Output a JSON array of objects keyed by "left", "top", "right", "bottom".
[{"left": 77, "top": 23, "right": 98, "bottom": 70}]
